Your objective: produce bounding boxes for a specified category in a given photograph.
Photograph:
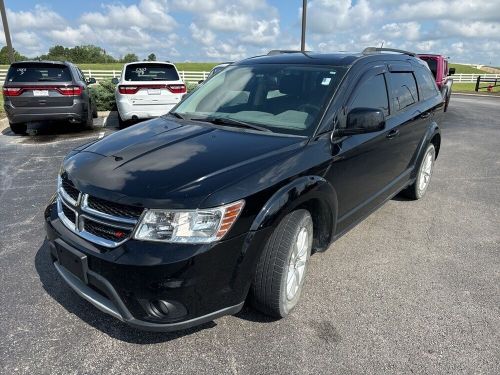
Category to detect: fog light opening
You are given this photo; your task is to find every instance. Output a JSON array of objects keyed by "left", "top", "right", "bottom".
[{"left": 146, "top": 299, "right": 188, "bottom": 321}]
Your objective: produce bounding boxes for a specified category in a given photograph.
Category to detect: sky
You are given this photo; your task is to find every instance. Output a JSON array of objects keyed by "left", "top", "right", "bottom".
[{"left": 1, "top": 0, "right": 499, "bottom": 65}]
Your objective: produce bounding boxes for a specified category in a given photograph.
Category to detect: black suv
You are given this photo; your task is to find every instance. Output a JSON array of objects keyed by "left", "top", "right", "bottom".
[
  {"left": 3, "top": 61, "right": 97, "bottom": 134},
  {"left": 44, "top": 48, "right": 443, "bottom": 331}
]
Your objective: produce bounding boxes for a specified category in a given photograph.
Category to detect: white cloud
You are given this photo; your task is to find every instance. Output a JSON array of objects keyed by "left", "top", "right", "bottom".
[
  {"left": 189, "top": 23, "right": 216, "bottom": 46},
  {"left": 240, "top": 19, "right": 280, "bottom": 46},
  {"left": 3, "top": 0, "right": 500, "bottom": 65},
  {"left": 80, "top": 0, "right": 176, "bottom": 32},
  {"left": 307, "top": 0, "right": 384, "bottom": 34},
  {"left": 381, "top": 22, "right": 421, "bottom": 41},
  {"left": 203, "top": 43, "right": 247, "bottom": 60},
  {"left": 7, "top": 5, "right": 66, "bottom": 31}
]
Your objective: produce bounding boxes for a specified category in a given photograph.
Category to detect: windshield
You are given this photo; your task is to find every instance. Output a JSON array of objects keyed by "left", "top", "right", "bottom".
[
  {"left": 174, "top": 64, "right": 347, "bottom": 136},
  {"left": 7, "top": 63, "right": 71, "bottom": 83},
  {"left": 124, "top": 63, "right": 179, "bottom": 81}
]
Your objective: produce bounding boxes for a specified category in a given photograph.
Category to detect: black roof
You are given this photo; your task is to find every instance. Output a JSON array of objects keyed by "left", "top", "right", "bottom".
[
  {"left": 237, "top": 50, "right": 421, "bottom": 67},
  {"left": 238, "top": 52, "right": 361, "bottom": 66}
]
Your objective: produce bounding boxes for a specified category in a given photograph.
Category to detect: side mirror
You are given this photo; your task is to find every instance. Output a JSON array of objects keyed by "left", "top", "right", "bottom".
[
  {"left": 198, "top": 79, "right": 204, "bottom": 84},
  {"left": 86, "top": 77, "right": 96, "bottom": 84},
  {"left": 335, "top": 108, "right": 385, "bottom": 136},
  {"left": 111, "top": 78, "right": 119, "bottom": 85},
  {"left": 448, "top": 67, "right": 455, "bottom": 76}
]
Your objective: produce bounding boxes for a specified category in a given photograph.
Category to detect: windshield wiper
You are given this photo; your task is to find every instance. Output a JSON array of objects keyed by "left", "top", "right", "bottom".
[
  {"left": 190, "top": 116, "right": 271, "bottom": 132},
  {"left": 38, "top": 78, "right": 61, "bottom": 81},
  {"left": 169, "top": 111, "right": 185, "bottom": 119}
]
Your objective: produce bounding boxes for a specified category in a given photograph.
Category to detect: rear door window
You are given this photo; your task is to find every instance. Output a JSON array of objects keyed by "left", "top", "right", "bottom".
[
  {"left": 389, "top": 72, "right": 418, "bottom": 112},
  {"left": 124, "top": 64, "right": 179, "bottom": 81},
  {"left": 415, "top": 68, "right": 440, "bottom": 100},
  {"left": 6, "top": 63, "right": 72, "bottom": 83},
  {"left": 350, "top": 74, "right": 390, "bottom": 116}
]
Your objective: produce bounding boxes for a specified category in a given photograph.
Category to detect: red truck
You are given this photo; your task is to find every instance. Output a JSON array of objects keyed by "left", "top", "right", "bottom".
[{"left": 418, "top": 54, "right": 455, "bottom": 112}]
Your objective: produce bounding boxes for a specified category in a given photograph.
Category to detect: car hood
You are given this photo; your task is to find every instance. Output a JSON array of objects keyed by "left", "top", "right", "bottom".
[{"left": 63, "top": 117, "right": 306, "bottom": 208}]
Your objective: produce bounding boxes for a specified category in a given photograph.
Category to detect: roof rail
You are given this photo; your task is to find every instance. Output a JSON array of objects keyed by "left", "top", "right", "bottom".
[
  {"left": 267, "top": 49, "right": 308, "bottom": 55},
  {"left": 362, "top": 47, "right": 416, "bottom": 57}
]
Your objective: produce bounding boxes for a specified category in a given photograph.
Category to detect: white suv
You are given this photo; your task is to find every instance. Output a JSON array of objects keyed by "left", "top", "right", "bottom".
[{"left": 114, "top": 62, "right": 186, "bottom": 127}]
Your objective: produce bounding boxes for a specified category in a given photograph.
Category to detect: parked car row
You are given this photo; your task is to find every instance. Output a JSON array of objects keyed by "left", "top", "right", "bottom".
[
  {"left": 44, "top": 47, "right": 444, "bottom": 332},
  {"left": 2, "top": 61, "right": 98, "bottom": 134}
]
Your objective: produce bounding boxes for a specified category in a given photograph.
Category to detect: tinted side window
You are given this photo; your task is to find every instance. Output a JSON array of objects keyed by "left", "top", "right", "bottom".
[
  {"left": 415, "top": 68, "right": 439, "bottom": 100},
  {"left": 350, "top": 74, "right": 389, "bottom": 116},
  {"left": 77, "top": 68, "right": 86, "bottom": 81},
  {"left": 389, "top": 72, "right": 418, "bottom": 111}
]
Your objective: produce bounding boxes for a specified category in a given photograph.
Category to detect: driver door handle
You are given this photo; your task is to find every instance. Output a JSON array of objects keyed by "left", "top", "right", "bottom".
[{"left": 386, "top": 129, "right": 400, "bottom": 139}]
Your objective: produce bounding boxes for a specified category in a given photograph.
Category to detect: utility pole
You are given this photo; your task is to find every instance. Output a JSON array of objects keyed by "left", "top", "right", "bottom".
[
  {"left": 0, "top": 0, "right": 14, "bottom": 63},
  {"left": 301, "top": 0, "right": 307, "bottom": 51}
]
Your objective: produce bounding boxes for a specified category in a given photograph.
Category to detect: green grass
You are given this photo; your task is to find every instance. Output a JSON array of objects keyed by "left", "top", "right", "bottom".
[
  {"left": 453, "top": 82, "right": 500, "bottom": 93},
  {"left": 450, "top": 64, "right": 487, "bottom": 74},
  {"left": 0, "top": 94, "right": 4, "bottom": 117},
  {"left": 1, "top": 62, "right": 220, "bottom": 72}
]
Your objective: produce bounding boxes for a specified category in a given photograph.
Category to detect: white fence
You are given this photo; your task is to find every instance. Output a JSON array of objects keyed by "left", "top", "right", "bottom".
[
  {"left": 0, "top": 68, "right": 499, "bottom": 85},
  {"left": 0, "top": 69, "right": 209, "bottom": 84}
]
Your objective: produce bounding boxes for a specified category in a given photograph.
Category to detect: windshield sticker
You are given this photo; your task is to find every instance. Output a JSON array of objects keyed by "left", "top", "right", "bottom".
[
  {"left": 17, "top": 68, "right": 27, "bottom": 75},
  {"left": 135, "top": 67, "right": 147, "bottom": 75},
  {"left": 321, "top": 77, "right": 331, "bottom": 85}
]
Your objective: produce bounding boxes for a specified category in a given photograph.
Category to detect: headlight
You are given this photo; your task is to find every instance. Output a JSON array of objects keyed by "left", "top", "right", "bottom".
[{"left": 134, "top": 200, "right": 245, "bottom": 244}]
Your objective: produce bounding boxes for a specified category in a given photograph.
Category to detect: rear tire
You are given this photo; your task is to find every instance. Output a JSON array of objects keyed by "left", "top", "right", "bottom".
[
  {"left": 402, "top": 144, "right": 436, "bottom": 200},
  {"left": 9, "top": 122, "right": 27, "bottom": 135},
  {"left": 444, "top": 90, "right": 451, "bottom": 112},
  {"left": 92, "top": 101, "right": 98, "bottom": 118},
  {"left": 117, "top": 112, "right": 128, "bottom": 129},
  {"left": 82, "top": 102, "right": 94, "bottom": 129},
  {"left": 250, "top": 209, "right": 313, "bottom": 318}
]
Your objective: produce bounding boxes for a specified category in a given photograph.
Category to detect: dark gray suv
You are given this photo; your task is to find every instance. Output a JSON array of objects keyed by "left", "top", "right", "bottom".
[{"left": 2, "top": 61, "right": 97, "bottom": 134}]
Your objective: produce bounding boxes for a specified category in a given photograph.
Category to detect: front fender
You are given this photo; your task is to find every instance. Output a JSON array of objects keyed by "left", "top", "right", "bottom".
[{"left": 250, "top": 175, "right": 338, "bottom": 251}]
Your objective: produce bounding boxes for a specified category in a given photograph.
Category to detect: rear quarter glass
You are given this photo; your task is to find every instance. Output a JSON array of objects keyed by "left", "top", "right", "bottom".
[
  {"left": 6, "top": 63, "right": 72, "bottom": 83},
  {"left": 124, "top": 63, "right": 179, "bottom": 81}
]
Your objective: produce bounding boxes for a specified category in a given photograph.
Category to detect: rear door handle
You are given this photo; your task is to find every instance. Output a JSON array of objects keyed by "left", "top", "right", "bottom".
[{"left": 386, "top": 129, "right": 400, "bottom": 139}]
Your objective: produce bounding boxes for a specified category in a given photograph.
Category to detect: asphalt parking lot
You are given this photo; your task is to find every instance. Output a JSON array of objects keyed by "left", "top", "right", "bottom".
[{"left": 0, "top": 95, "right": 499, "bottom": 375}]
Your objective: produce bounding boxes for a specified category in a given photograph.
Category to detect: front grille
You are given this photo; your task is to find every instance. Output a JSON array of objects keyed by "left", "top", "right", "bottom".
[
  {"left": 61, "top": 175, "right": 80, "bottom": 202},
  {"left": 57, "top": 174, "right": 143, "bottom": 247},
  {"left": 83, "top": 219, "right": 133, "bottom": 242},
  {"left": 87, "top": 196, "right": 144, "bottom": 220},
  {"left": 62, "top": 203, "right": 76, "bottom": 224}
]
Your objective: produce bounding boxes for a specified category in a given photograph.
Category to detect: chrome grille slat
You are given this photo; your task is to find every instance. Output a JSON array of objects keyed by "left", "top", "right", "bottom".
[{"left": 56, "top": 175, "right": 143, "bottom": 248}]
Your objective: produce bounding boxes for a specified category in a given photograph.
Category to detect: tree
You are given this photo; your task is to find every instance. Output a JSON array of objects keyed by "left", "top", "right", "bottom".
[
  {"left": 147, "top": 53, "right": 156, "bottom": 61},
  {"left": 0, "top": 46, "right": 27, "bottom": 64},
  {"left": 38, "top": 45, "right": 116, "bottom": 63},
  {"left": 122, "top": 53, "right": 139, "bottom": 63}
]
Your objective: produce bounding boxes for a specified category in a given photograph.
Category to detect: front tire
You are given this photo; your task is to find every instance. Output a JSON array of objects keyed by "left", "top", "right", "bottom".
[
  {"left": 250, "top": 209, "right": 313, "bottom": 318},
  {"left": 403, "top": 144, "right": 436, "bottom": 200},
  {"left": 9, "top": 122, "right": 27, "bottom": 135}
]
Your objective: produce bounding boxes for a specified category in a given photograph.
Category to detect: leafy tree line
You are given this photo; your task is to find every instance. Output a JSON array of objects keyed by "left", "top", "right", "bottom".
[
  {"left": 0, "top": 46, "right": 27, "bottom": 64},
  {"left": 0, "top": 44, "right": 158, "bottom": 64}
]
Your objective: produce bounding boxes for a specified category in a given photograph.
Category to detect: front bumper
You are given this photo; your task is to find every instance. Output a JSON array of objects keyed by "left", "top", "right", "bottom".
[
  {"left": 4, "top": 100, "right": 86, "bottom": 124},
  {"left": 44, "top": 199, "right": 269, "bottom": 331}
]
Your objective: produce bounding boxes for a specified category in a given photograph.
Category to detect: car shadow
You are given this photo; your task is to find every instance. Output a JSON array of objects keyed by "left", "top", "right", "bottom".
[{"left": 34, "top": 240, "right": 217, "bottom": 344}]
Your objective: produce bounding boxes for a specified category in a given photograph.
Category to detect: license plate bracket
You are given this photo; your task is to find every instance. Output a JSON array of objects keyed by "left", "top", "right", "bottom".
[
  {"left": 33, "top": 90, "right": 49, "bottom": 97},
  {"left": 56, "top": 241, "right": 89, "bottom": 284}
]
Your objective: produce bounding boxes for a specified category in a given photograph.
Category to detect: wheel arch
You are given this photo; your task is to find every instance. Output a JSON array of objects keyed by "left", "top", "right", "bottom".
[{"left": 250, "top": 176, "right": 338, "bottom": 252}]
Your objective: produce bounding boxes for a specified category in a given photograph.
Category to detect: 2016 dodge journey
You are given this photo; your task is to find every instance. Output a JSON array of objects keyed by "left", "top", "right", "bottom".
[{"left": 44, "top": 48, "right": 443, "bottom": 331}]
